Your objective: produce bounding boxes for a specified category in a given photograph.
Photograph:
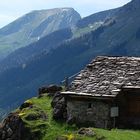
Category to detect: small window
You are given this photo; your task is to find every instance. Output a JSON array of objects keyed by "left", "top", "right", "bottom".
[{"left": 88, "top": 103, "right": 92, "bottom": 108}]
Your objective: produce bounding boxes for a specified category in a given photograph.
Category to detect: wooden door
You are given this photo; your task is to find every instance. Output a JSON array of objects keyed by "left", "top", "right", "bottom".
[{"left": 127, "top": 96, "right": 140, "bottom": 117}]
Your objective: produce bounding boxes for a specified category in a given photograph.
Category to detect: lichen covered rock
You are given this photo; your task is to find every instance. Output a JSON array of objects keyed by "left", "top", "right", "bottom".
[
  {"left": 78, "top": 128, "right": 95, "bottom": 137},
  {"left": 0, "top": 112, "right": 28, "bottom": 140},
  {"left": 39, "top": 85, "right": 62, "bottom": 97},
  {"left": 20, "top": 100, "right": 33, "bottom": 110},
  {"left": 51, "top": 92, "right": 67, "bottom": 120}
]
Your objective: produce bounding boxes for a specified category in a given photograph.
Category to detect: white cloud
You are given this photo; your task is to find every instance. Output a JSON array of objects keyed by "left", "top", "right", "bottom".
[{"left": 0, "top": 0, "right": 131, "bottom": 28}]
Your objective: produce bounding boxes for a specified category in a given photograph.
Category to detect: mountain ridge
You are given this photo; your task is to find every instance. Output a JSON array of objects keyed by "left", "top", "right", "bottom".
[{"left": 0, "top": 8, "right": 81, "bottom": 60}]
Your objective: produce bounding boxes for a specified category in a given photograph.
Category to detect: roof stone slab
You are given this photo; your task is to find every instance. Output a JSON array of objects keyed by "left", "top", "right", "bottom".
[{"left": 70, "top": 56, "right": 140, "bottom": 97}]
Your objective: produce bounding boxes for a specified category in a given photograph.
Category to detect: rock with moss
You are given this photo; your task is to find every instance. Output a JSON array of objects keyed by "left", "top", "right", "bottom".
[
  {"left": 38, "top": 85, "right": 62, "bottom": 97},
  {"left": 0, "top": 100, "right": 48, "bottom": 140},
  {"left": 78, "top": 128, "right": 95, "bottom": 137},
  {"left": 51, "top": 92, "right": 67, "bottom": 120},
  {"left": 0, "top": 112, "right": 29, "bottom": 140},
  {"left": 25, "top": 111, "right": 47, "bottom": 121},
  {"left": 20, "top": 100, "right": 33, "bottom": 110}
]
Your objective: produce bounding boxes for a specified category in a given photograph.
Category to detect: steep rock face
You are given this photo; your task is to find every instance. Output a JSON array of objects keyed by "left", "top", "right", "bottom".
[
  {"left": 51, "top": 92, "right": 67, "bottom": 120},
  {"left": 0, "top": 113, "right": 27, "bottom": 140},
  {"left": 38, "top": 85, "right": 62, "bottom": 97},
  {"left": 0, "top": 8, "right": 81, "bottom": 60},
  {"left": 0, "top": 106, "right": 48, "bottom": 140},
  {"left": 29, "top": 8, "right": 81, "bottom": 38}
]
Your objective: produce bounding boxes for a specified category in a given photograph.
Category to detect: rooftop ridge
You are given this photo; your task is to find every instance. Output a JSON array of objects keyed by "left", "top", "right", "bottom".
[{"left": 95, "top": 55, "right": 140, "bottom": 59}]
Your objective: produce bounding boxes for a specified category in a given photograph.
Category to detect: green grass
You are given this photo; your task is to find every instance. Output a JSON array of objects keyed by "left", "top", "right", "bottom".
[
  {"left": 72, "top": 22, "right": 103, "bottom": 38},
  {"left": 94, "top": 129, "right": 140, "bottom": 140},
  {"left": 17, "top": 95, "right": 140, "bottom": 140}
]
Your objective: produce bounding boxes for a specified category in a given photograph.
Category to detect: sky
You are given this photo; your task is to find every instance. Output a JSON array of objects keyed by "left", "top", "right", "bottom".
[{"left": 0, "top": 0, "right": 131, "bottom": 28}]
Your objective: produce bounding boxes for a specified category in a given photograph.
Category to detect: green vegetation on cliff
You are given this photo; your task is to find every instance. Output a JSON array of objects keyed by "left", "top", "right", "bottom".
[{"left": 15, "top": 95, "right": 140, "bottom": 140}]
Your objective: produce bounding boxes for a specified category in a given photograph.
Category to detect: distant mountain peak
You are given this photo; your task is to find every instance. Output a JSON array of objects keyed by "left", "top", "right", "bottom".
[
  {"left": 30, "top": 7, "right": 76, "bottom": 14},
  {"left": 0, "top": 7, "right": 81, "bottom": 60}
]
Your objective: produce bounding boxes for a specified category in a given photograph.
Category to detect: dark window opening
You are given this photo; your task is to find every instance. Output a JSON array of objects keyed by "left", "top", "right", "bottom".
[{"left": 88, "top": 103, "right": 92, "bottom": 108}]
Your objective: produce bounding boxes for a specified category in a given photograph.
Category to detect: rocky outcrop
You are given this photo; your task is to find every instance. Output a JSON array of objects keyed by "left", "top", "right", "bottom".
[
  {"left": 78, "top": 128, "right": 95, "bottom": 137},
  {"left": 0, "top": 105, "right": 48, "bottom": 140},
  {"left": 51, "top": 92, "right": 67, "bottom": 120},
  {"left": 19, "top": 100, "right": 33, "bottom": 110},
  {"left": 39, "top": 85, "right": 62, "bottom": 97},
  {"left": 0, "top": 112, "right": 28, "bottom": 140}
]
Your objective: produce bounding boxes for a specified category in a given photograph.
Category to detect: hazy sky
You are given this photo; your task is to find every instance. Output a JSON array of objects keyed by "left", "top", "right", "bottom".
[{"left": 0, "top": 0, "right": 131, "bottom": 28}]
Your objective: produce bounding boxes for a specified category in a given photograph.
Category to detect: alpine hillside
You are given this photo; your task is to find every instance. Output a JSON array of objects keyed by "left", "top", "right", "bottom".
[
  {"left": 0, "top": 8, "right": 81, "bottom": 60},
  {"left": 0, "top": 0, "right": 140, "bottom": 118}
]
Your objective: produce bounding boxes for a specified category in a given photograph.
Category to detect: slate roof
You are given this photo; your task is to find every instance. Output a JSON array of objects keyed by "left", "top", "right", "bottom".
[{"left": 70, "top": 56, "right": 140, "bottom": 97}]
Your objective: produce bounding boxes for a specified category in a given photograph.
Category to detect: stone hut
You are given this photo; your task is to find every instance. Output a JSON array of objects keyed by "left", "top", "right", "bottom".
[{"left": 61, "top": 56, "right": 140, "bottom": 128}]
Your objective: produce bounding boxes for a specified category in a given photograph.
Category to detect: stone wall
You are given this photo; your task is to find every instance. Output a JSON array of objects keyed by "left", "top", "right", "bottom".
[{"left": 67, "top": 99, "right": 111, "bottom": 128}]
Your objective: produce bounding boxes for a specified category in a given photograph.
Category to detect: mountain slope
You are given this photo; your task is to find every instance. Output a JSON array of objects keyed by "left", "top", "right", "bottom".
[
  {"left": 0, "top": 8, "right": 81, "bottom": 60},
  {"left": 0, "top": 28, "right": 73, "bottom": 72},
  {"left": 72, "top": 9, "right": 117, "bottom": 38},
  {"left": 0, "top": 7, "right": 119, "bottom": 72},
  {"left": 76, "top": 8, "right": 119, "bottom": 28},
  {"left": 1, "top": 0, "right": 140, "bottom": 116}
]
